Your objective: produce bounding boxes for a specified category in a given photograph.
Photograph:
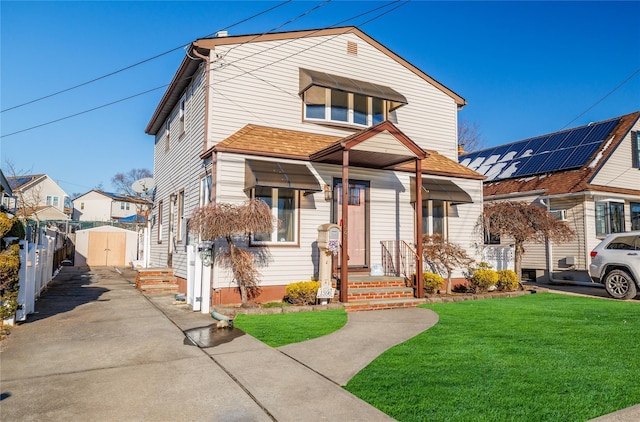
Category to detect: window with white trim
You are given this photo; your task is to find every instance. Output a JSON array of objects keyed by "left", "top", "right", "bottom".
[
  {"left": 200, "top": 174, "right": 212, "bottom": 206},
  {"left": 303, "top": 86, "right": 387, "bottom": 127},
  {"left": 631, "top": 202, "right": 640, "bottom": 231},
  {"left": 157, "top": 200, "right": 163, "bottom": 244},
  {"left": 178, "top": 97, "right": 185, "bottom": 135},
  {"left": 595, "top": 200, "right": 625, "bottom": 236},
  {"left": 177, "top": 190, "right": 184, "bottom": 243},
  {"left": 632, "top": 131, "right": 639, "bottom": 168},
  {"left": 252, "top": 187, "right": 298, "bottom": 244},
  {"left": 421, "top": 200, "right": 447, "bottom": 238}
]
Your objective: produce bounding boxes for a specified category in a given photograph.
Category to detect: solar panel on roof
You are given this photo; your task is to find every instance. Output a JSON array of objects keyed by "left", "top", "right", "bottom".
[{"left": 459, "top": 117, "right": 621, "bottom": 181}]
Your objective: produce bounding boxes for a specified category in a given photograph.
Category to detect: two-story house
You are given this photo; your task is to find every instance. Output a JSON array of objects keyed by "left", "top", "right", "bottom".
[
  {"left": 5, "top": 174, "right": 70, "bottom": 221},
  {"left": 460, "top": 111, "right": 640, "bottom": 283},
  {"left": 72, "top": 190, "right": 150, "bottom": 222},
  {"left": 145, "top": 27, "right": 485, "bottom": 307}
]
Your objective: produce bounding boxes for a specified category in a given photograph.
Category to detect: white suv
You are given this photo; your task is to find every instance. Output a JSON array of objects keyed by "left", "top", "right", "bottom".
[{"left": 589, "top": 231, "right": 640, "bottom": 299}]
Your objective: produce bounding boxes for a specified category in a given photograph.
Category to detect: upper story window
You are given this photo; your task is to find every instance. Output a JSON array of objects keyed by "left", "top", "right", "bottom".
[
  {"left": 299, "top": 68, "right": 406, "bottom": 128},
  {"left": 632, "top": 131, "right": 639, "bottom": 168},
  {"left": 46, "top": 195, "right": 59, "bottom": 207},
  {"left": 178, "top": 97, "right": 186, "bottom": 136}
]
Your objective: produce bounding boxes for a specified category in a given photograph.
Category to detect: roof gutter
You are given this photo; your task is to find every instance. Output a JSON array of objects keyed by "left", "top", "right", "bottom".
[{"left": 484, "top": 189, "right": 547, "bottom": 201}]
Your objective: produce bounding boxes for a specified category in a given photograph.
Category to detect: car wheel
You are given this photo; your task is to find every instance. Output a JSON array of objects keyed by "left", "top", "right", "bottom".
[{"left": 604, "top": 269, "right": 638, "bottom": 300}]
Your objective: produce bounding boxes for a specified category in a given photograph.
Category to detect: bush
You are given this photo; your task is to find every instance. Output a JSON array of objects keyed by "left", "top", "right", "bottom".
[
  {"left": 496, "top": 270, "right": 519, "bottom": 291},
  {"left": 422, "top": 272, "right": 444, "bottom": 294},
  {"left": 0, "top": 244, "right": 20, "bottom": 320},
  {"left": 469, "top": 269, "right": 499, "bottom": 293},
  {"left": 284, "top": 281, "right": 321, "bottom": 305}
]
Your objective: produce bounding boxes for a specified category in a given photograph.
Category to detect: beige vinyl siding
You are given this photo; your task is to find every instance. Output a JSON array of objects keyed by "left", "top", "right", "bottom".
[
  {"left": 590, "top": 120, "right": 640, "bottom": 190},
  {"left": 150, "top": 68, "right": 206, "bottom": 274},
  {"left": 212, "top": 152, "right": 481, "bottom": 288},
  {"left": 205, "top": 33, "right": 458, "bottom": 159},
  {"left": 548, "top": 197, "right": 588, "bottom": 271}
]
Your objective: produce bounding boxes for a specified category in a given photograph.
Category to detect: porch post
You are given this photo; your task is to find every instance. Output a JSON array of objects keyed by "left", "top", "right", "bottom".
[
  {"left": 340, "top": 150, "right": 349, "bottom": 303},
  {"left": 415, "top": 159, "right": 424, "bottom": 298}
]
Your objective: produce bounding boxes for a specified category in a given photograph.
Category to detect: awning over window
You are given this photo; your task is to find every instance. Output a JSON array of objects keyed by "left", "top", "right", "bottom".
[
  {"left": 245, "top": 160, "right": 321, "bottom": 192},
  {"left": 410, "top": 177, "right": 473, "bottom": 204},
  {"left": 299, "top": 68, "right": 408, "bottom": 110}
]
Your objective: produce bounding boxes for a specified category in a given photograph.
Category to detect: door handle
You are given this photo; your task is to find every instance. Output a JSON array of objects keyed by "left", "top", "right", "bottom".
[{"left": 627, "top": 252, "right": 638, "bottom": 256}]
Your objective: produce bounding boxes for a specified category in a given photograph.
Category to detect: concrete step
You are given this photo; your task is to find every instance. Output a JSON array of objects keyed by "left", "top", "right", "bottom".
[
  {"left": 347, "top": 287, "right": 414, "bottom": 301},
  {"left": 343, "top": 297, "right": 426, "bottom": 312}
]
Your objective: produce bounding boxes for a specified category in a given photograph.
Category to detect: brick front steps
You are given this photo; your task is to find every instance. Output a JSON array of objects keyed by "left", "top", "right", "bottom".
[
  {"left": 135, "top": 268, "right": 179, "bottom": 294},
  {"left": 340, "top": 275, "right": 418, "bottom": 312}
]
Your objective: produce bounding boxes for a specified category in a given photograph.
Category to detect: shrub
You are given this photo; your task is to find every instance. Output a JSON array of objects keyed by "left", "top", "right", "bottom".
[
  {"left": 496, "top": 270, "right": 519, "bottom": 291},
  {"left": 284, "top": 281, "right": 321, "bottom": 305},
  {"left": 423, "top": 272, "right": 444, "bottom": 294},
  {"left": 469, "top": 269, "right": 499, "bottom": 293},
  {"left": 0, "top": 243, "right": 20, "bottom": 320}
]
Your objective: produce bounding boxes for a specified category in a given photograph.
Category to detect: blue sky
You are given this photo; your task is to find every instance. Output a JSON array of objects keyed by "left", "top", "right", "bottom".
[{"left": 1, "top": 1, "right": 639, "bottom": 197}]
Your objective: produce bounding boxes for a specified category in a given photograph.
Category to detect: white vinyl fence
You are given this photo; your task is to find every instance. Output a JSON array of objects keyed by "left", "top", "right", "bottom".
[
  {"left": 482, "top": 245, "right": 514, "bottom": 271},
  {"left": 14, "top": 237, "right": 56, "bottom": 322}
]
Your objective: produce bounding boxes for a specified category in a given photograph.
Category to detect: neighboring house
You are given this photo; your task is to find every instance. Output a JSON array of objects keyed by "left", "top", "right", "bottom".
[
  {"left": 0, "top": 169, "right": 14, "bottom": 214},
  {"left": 460, "top": 111, "right": 640, "bottom": 283},
  {"left": 5, "top": 174, "right": 70, "bottom": 221},
  {"left": 72, "top": 190, "right": 151, "bottom": 222},
  {"left": 145, "top": 27, "right": 485, "bottom": 306}
]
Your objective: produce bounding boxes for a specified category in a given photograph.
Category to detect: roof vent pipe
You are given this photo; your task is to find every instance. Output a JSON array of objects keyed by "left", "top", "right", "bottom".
[{"left": 216, "top": 31, "right": 228, "bottom": 37}]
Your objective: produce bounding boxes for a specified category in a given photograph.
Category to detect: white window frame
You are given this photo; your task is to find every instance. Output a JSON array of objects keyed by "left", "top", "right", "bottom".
[
  {"left": 200, "top": 174, "right": 212, "bottom": 207},
  {"left": 595, "top": 200, "right": 625, "bottom": 237},
  {"left": 421, "top": 200, "right": 448, "bottom": 239},
  {"left": 303, "top": 87, "right": 387, "bottom": 128},
  {"left": 251, "top": 187, "right": 299, "bottom": 245}
]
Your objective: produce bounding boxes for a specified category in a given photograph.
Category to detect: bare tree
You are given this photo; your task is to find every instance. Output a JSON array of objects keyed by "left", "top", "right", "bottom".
[
  {"left": 422, "top": 233, "right": 474, "bottom": 295},
  {"left": 458, "top": 118, "right": 484, "bottom": 153},
  {"left": 482, "top": 201, "right": 575, "bottom": 282},
  {"left": 3, "top": 161, "right": 43, "bottom": 225},
  {"left": 111, "top": 168, "right": 153, "bottom": 197},
  {"left": 189, "top": 199, "right": 274, "bottom": 304}
]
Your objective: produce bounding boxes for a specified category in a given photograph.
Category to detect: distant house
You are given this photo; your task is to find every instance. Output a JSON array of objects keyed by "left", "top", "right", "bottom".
[
  {"left": 0, "top": 169, "right": 13, "bottom": 214},
  {"left": 5, "top": 174, "right": 70, "bottom": 221},
  {"left": 72, "top": 190, "right": 150, "bottom": 222},
  {"left": 145, "top": 27, "right": 485, "bottom": 307},
  {"left": 460, "top": 111, "right": 640, "bottom": 283}
]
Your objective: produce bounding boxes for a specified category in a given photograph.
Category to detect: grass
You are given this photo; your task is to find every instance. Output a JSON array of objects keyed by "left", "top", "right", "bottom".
[
  {"left": 344, "top": 293, "right": 640, "bottom": 421},
  {"left": 233, "top": 308, "right": 347, "bottom": 347}
]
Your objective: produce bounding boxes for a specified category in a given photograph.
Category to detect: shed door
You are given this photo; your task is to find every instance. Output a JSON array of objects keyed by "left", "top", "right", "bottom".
[{"left": 88, "top": 232, "right": 126, "bottom": 266}]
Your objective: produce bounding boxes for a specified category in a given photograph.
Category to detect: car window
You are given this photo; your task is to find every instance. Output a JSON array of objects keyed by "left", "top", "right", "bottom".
[{"left": 606, "top": 235, "right": 640, "bottom": 250}]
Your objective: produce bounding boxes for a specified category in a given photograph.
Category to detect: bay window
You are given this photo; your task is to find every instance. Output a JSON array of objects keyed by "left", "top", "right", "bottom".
[{"left": 304, "top": 87, "right": 389, "bottom": 127}]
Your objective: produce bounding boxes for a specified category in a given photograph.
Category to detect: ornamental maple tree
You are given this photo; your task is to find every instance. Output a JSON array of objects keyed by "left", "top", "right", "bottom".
[
  {"left": 482, "top": 201, "right": 575, "bottom": 282},
  {"left": 189, "top": 199, "right": 274, "bottom": 304}
]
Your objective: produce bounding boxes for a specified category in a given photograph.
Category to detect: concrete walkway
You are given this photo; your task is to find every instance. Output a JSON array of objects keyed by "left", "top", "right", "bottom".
[
  {"left": 0, "top": 266, "right": 437, "bottom": 421},
  {"left": 2, "top": 266, "right": 638, "bottom": 421}
]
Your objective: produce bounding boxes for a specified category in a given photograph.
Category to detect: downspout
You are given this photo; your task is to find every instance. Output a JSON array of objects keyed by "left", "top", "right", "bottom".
[
  {"left": 415, "top": 159, "right": 424, "bottom": 298},
  {"left": 191, "top": 46, "right": 210, "bottom": 154},
  {"left": 191, "top": 46, "right": 216, "bottom": 308}
]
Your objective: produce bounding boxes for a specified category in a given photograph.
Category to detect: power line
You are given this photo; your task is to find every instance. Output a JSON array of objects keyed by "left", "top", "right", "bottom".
[
  {"left": 0, "top": 1, "right": 407, "bottom": 139},
  {"left": 561, "top": 67, "right": 640, "bottom": 130},
  {"left": 0, "top": 0, "right": 292, "bottom": 114}
]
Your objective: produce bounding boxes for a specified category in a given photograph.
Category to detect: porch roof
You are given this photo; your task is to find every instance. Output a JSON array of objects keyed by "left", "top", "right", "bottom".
[{"left": 211, "top": 123, "right": 483, "bottom": 179}]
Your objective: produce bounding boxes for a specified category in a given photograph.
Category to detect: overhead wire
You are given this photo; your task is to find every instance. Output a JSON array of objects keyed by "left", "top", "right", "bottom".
[
  {"left": 560, "top": 67, "right": 640, "bottom": 130},
  {"left": 1, "top": 0, "right": 408, "bottom": 139},
  {"left": 0, "top": 0, "right": 292, "bottom": 114}
]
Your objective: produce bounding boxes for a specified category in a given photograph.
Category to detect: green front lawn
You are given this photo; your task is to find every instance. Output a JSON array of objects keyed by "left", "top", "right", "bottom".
[
  {"left": 345, "top": 294, "right": 640, "bottom": 421},
  {"left": 233, "top": 308, "right": 347, "bottom": 347}
]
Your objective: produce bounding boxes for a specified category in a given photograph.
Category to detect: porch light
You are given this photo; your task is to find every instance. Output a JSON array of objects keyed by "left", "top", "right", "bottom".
[{"left": 323, "top": 184, "right": 332, "bottom": 201}]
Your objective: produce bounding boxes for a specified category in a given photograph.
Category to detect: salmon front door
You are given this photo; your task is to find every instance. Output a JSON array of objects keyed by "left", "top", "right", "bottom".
[{"left": 333, "top": 179, "right": 369, "bottom": 268}]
